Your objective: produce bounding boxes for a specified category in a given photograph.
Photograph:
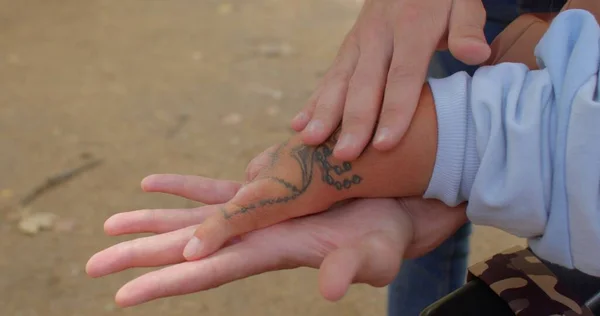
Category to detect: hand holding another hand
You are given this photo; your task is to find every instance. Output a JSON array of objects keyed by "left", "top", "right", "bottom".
[{"left": 86, "top": 173, "right": 466, "bottom": 307}]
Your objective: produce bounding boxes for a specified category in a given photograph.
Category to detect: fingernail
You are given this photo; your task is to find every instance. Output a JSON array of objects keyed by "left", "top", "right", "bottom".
[
  {"left": 305, "top": 120, "right": 324, "bottom": 134},
  {"left": 292, "top": 112, "right": 308, "bottom": 123},
  {"left": 335, "top": 133, "right": 354, "bottom": 151},
  {"left": 374, "top": 127, "right": 390, "bottom": 144},
  {"left": 183, "top": 237, "right": 203, "bottom": 260}
]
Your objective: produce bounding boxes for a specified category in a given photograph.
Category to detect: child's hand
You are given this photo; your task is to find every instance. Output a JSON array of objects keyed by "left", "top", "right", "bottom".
[
  {"left": 86, "top": 173, "right": 467, "bottom": 307},
  {"left": 182, "top": 132, "right": 367, "bottom": 261},
  {"left": 183, "top": 91, "right": 438, "bottom": 260}
]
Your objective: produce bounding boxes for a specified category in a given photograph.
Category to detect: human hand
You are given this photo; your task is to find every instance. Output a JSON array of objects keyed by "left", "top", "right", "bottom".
[
  {"left": 181, "top": 115, "right": 435, "bottom": 261},
  {"left": 291, "top": 0, "right": 490, "bottom": 160},
  {"left": 86, "top": 174, "right": 467, "bottom": 307}
]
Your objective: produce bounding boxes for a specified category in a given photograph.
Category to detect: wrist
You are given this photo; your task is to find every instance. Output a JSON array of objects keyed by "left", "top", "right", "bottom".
[
  {"left": 425, "top": 73, "right": 477, "bottom": 206},
  {"left": 340, "top": 84, "right": 438, "bottom": 199}
]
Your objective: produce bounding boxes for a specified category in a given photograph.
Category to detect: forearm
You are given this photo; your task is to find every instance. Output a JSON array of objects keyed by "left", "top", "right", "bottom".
[
  {"left": 424, "top": 10, "right": 600, "bottom": 277},
  {"left": 333, "top": 84, "right": 438, "bottom": 198},
  {"left": 241, "top": 84, "right": 438, "bottom": 211}
]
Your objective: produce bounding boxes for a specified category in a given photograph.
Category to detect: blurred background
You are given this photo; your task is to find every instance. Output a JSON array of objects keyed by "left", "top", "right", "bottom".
[{"left": 0, "top": 0, "right": 524, "bottom": 315}]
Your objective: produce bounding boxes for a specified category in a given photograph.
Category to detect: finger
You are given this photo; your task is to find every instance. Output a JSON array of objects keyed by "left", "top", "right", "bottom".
[
  {"left": 86, "top": 226, "right": 196, "bottom": 278},
  {"left": 182, "top": 171, "right": 320, "bottom": 261},
  {"left": 291, "top": 85, "right": 321, "bottom": 131},
  {"left": 245, "top": 145, "right": 279, "bottom": 183},
  {"left": 103, "top": 205, "right": 219, "bottom": 235},
  {"left": 141, "top": 174, "right": 241, "bottom": 204},
  {"left": 318, "top": 232, "right": 403, "bottom": 301},
  {"left": 115, "top": 243, "right": 277, "bottom": 307},
  {"left": 436, "top": 33, "right": 449, "bottom": 51},
  {"left": 301, "top": 73, "right": 350, "bottom": 145},
  {"left": 301, "top": 35, "right": 360, "bottom": 145},
  {"left": 333, "top": 42, "right": 391, "bottom": 161},
  {"left": 181, "top": 180, "right": 276, "bottom": 260},
  {"left": 401, "top": 198, "right": 468, "bottom": 259},
  {"left": 373, "top": 0, "right": 452, "bottom": 151},
  {"left": 448, "top": 0, "right": 490, "bottom": 65}
]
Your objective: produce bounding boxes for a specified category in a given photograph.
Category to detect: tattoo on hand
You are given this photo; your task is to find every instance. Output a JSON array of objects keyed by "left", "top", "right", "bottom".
[{"left": 221, "top": 129, "right": 363, "bottom": 219}]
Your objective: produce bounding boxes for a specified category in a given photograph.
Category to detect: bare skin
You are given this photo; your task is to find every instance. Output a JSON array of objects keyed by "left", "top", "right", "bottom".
[
  {"left": 183, "top": 84, "right": 438, "bottom": 260},
  {"left": 292, "top": 0, "right": 489, "bottom": 161},
  {"left": 86, "top": 171, "right": 467, "bottom": 307},
  {"left": 182, "top": 9, "right": 552, "bottom": 260},
  {"left": 86, "top": 11, "right": 551, "bottom": 307}
]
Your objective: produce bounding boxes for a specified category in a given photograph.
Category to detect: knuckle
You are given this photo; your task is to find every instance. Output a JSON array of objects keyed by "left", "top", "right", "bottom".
[
  {"left": 356, "top": 16, "right": 389, "bottom": 40},
  {"left": 314, "top": 101, "right": 339, "bottom": 113},
  {"left": 205, "top": 262, "right": 222, "bottom": 284},
  {"left": 305, "top": 93, "right": 319, "bottom": 108},
  {"left": 386, "top": 63, "right": 416, "bottom": 84},
  {"left": 343, "top": 110, "right": 369, "bottom": 126},
  {"left": 347, "top": 73, "right": 372, "bottom": 91},
  {"left": 367, "top": 23, "right": 389, "bottom": 40},
  {"left": 348, "top": 68, "right": 385, "bottom": 96},
  {"left": 125, "top": 238, "right": 143, "bottom": 261},
  {"left": 397, "top": 2, "right": 424, "bottom": 24},
  {"left": 451, "top": 21, "right": 485, "bottom": 38},
  {"left": 245, "top": 164, "right": 260, "bottom": 182},
  {"left": 397, "top": 1, "right": 441, "bottom": 25},
  {"left": 341, "top": 30, "right": 359, "bottom": 49},
  {"left": 380, "top": 104, "right": 403, "bottom": 118},
  {"left": 154, "top": 278, "right": 169, "bottom": 297},
  {"left": 327, "top": 68, "right": 352, "bottom": 84},
  {"left": 453, "top": 0, "right": 486, "bottom": 25},
  {"left": 314, "top": 97, "right": 345, "bottom": 115},
  {"left": 344, "top": 100, "right": 379, "bottom": 122},
  {"left": 463, "top": 13, "right": 486, "bottom": 28},
  {"left": 228, "top": 213, "right": 258, "bottom": 234},
  {"left": 145, "top": 209, "right": 158, "bottom": 225},
  {"left": 134, "top": 209, "right": 157, "bottom": 229},
  {"left": 396, "top": 1, "right": 448, "bottom": 35},
  {"left": 222, "top": 181, "right": 242, "bottom": 199}
]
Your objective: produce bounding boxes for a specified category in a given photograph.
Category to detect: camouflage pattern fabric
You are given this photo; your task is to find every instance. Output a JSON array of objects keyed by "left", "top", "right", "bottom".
[{"left": 468, "top": 246, "right": 593, "bottom": 316}]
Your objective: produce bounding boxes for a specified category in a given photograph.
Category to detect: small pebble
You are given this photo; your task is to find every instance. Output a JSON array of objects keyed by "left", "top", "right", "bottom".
[
  {"left": 0, "top": 189, "right": 13, "bottom": 199},
  {"left": 247, "top": 84, "right": 283, "bottom": 100},
  {"left": 221, "top": 113, "right": 243, "bottom": 125},
  {"left": 256, "top": 42, "right": 293, "bottom": 58},
  {"left": 70, "top": 264, "right": 82, "bottom": 277},
  {"left": 104, "top": 302, "right": 117, "bottom": 312},
  {"left": 217, "top": 3, "right": 233, "bottom": 15},
  {"left": 266, "top": 105, "right": 280, "bottom": 117},
  {"left": 229, "top": 137, "right": 240, "bottom": 145},
  {"left": 18, "top": 212, "right": 58, "bottom": 235},
  {"left": 192, "top": 51, "right": 203, "bottom": 61}
]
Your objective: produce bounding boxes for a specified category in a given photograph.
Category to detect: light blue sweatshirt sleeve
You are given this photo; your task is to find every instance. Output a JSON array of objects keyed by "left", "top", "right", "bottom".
[{"left": 424, "top": 9, "right": 600, "bottom": 277}]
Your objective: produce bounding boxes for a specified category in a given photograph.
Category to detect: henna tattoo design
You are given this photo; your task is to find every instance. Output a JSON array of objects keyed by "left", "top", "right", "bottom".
[
  {"left": 267, "top": 140, "right": 288, "bottom": 169},
  {"left": 221, "top": 129, "right": 363, "bottom": 219}
]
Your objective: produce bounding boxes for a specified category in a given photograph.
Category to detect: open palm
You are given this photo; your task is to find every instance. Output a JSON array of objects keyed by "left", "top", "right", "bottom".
[{"left": 86, "top": 173, "right": 467, "bottom": 307}]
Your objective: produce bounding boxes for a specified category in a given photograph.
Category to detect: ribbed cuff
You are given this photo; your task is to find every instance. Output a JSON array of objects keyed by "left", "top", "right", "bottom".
[
  {"left": 424, "top": 72, "right": 472, "bottom": 206},
  {"left": 460, "top": 84, "right": 479, "bottom": 201}
]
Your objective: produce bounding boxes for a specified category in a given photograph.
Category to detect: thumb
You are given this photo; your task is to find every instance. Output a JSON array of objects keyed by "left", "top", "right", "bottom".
[
  {"left": 183, "top": 175, "right": 304, "bottom": 261},
  {"left": 447, "top": 0, "right": 490, "bottom": 65},
  {"left": 317, "top": 231, "right": 406, "bottom": 301},
  {"left": 245, "top": 144, "right": 279, "bottom": 183}
]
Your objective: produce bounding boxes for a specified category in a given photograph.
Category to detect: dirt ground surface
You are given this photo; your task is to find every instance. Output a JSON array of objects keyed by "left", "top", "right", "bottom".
[{"left": 0, "top": 1, "right": 525, "bottom": 315}]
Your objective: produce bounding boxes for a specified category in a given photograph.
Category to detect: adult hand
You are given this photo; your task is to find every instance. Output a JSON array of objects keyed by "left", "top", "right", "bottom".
[
  {"left": 291, "top": 0, "right": 490, "bottom": 160},
  {"left": 86, "top": 174, "right": 467, "bottom": 307}
]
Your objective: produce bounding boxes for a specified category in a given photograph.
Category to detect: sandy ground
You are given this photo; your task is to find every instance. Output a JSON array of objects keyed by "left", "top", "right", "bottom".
[{"left": 0, "top": 1, "right": 524, "bottom": 315}]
